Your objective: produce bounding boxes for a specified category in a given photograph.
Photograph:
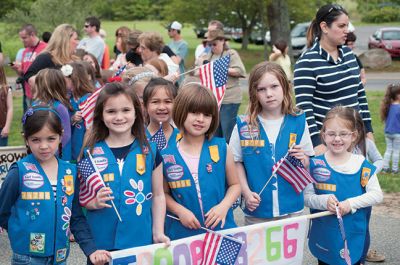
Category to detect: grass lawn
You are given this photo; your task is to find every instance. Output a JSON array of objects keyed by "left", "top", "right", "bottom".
[{"left": 7, "top": 90, "right": 400, "bottom": 192}]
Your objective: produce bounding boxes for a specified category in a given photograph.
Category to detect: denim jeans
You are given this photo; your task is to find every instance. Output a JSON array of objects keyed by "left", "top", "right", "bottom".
[
  {"left": 360, "top": 206, "right": 372, "bottom": 263},
  {"left": 11, "top": 253, "right": 66, "bottom": 265},
  {"left": 383, "top": 133, "right": 400, "bottom": 171},
  {"left": 0, "top": 128, "right": 8, "bottom": 146},
  {"left": 215, "top": 103, "right": 240, "bottom": 143}
]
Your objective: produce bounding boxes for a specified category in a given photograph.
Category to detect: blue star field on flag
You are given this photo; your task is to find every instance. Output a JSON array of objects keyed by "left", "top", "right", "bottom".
[
  {"left": 150, "top": 124, "right": 167, "bottom": 151},
  {"left": 215, "top": 236, "right": 242, "bottom": 265}
]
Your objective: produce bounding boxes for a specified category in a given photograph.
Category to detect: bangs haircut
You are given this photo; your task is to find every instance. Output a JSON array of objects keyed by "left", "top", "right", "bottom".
[
  {"left": 143, "top": 77, "right": 177, "bottom": 107},
  {"left": 173, "top": 83, "right": 218, "bottom": 139}
]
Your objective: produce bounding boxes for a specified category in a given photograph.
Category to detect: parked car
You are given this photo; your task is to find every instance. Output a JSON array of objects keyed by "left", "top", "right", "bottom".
[
  {"left": 291, "top": 22, "right": 311, "bottom": 58},
  {"left": 368, "top": 27, "right": 400, "bottom": 57}
]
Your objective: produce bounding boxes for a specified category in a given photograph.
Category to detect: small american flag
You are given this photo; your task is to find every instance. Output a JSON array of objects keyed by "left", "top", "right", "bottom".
[
  {"left": 150, "top": 124, "right": 167, "bottom": 151},
  {"left": 79, "top": 88, "right": 102, "bottom": 128},
  {"left": 336, "top": 206, "right": 352, "bottom": 265},
  {"left": 202, "top": 232, "right": 242, "bottom": 265},
  {"left": 273, "top": 155, "right": 315, "bottom": 194},
  {"left": 77, "top": 157, "right": 105, "bottom": 206},
  {"left": 199, "top": 55, "right": 230, "bottom": 107}
]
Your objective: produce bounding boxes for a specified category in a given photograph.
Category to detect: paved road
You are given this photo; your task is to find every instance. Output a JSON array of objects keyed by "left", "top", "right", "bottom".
[{"left": 1, "top": 207, "right": 399, "bottom": 264}]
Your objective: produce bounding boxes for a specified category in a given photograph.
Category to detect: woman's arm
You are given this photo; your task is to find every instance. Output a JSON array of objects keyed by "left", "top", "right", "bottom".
[{"left": 1, "top": 88, "right": 13, "bottom": 138}]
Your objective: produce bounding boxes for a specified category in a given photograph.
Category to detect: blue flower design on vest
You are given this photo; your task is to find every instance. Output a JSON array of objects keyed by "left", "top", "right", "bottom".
[
  {"left": 124, "top": 179, "right": 152, "bottom": 216},
  {"left": 61, "top": 207, "right": 71, "bottom": 236}
]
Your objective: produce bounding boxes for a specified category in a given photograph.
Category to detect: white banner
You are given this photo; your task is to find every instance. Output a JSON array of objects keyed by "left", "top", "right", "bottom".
[
  {"left": 111, "top": 215, "right": 308, "bottom": 265},
  {"left": 0, "top": 146, "right": 27, "bottom": 183}
]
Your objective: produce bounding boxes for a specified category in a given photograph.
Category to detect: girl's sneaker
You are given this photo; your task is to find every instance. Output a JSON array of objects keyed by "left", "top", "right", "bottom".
[{"left": 366, "top": 249, "right": 385, "bottom": 262}]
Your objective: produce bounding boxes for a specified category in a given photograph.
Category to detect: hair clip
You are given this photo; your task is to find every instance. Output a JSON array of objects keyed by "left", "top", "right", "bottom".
[
  {"left": 61, "top": 64, "right": 73, "bottom": 77},
  {"left": 21, "top": 108, "right": 34, "bottom": 124},
  {"left": 128, "top": 72, "right": 155, "bottom": 86},
  {"left": 22, "top": 106, "right": 62, "bottom": 125}
]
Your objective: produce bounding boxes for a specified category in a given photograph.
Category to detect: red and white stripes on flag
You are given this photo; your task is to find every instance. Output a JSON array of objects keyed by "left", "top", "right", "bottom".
[
  {"left": 79, "top": 88, "right": 102, "bottom": 128},
  {"left": 77, "top": 156, "right": 106, "bottom": 206},
  {"left": 273, "top": 155, "right": 316, "bottom": 194},
  {"left": 202, "top": 231, "right": 222, "bottom": 265},
  {"left": 199, "top": 55, "right": 230, "bottom": 107}
]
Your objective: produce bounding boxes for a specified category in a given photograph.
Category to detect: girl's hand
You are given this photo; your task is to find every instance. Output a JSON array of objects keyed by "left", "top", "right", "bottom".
[
  {"left": 177, "top": 208, "right": 201, "bottom": 229},
  {"left": 327, "top": 195, "right": 339, "bottom": 213},
  {"left": 86, "top": 187, "right": 114, "bottom": 210},
  {"left": 153, "top": 233, "right": 171, "bottom": 247},
  {"left": 288, "top": 145, "right": 306, "bottom": 161},
  {"left": 0, "top": 127, "right": 9, "bottom": 138},
  {"left": 244, "top": 192, "right": 261, "bottom": 212},
  {"left": 71, "top": 111, "right": 83, "bottom": 124},
  {"left": 337, "top": 200, "right": 351, "bottom": 216},
  {"left": 89, "top": 250, "right": 111, "bottom": 265},
  {"left": 204, "top": 203, "right": 229, "bottom": 229}
]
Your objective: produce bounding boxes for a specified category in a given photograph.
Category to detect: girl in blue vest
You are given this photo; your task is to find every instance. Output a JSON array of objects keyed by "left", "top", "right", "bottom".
[
  {"left": 62, "top": 62, "right": 95, "bottom": 161},
  {"left": 0, "top": 106, "right": 108, "bottom": 264},
  {"left": 143, "top": 77, "right": 179, "bottom": 149},
  {"left": 73, "top": 82, "right": 169, "bottom": 263},
  {"left": 304, "top": 106, "right": 383, "bottom": 265},
  {"left": 161, "top": 83, "right": 241, "bottom": 240},
  {"left": 229, "top": 61, "right": 314, "bottom": 225},
  {"left": 33, "top": 69, "right": 72, "bottom": 161}
]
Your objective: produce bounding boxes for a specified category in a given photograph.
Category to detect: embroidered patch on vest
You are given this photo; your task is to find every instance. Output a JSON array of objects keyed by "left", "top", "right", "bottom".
[
  {"left": 23, "top": 162, "right": 39, "bottom": 173},
  {"left": 22, "top": 192, "right": 51, "bottom": 200},
  {"left": 209, "top": 145, "right": 220, "bottom": 162},
  {"left": 168, "top": 179, "right": 191, "bottom": 189},
  {"left": 239, "top": 125, "right": 259, "bottom": 139},
  {"left": 93, "top": 156, "right": 108, "bottom": 172},
  {"left": 162, "top": 154, "right": 176, "bottom": 164},
  {"left": 313, "top": 159, "right": 326, "bottom": 167},
  {"left": 361, "top": 167, "right": 370, "bottom": 187},
  {"left": 63, "top": 175, "right": 74, "bottom": 196},
  {"left": 166, "top": 165, "right": 184, "bottom": 180},
  {"left": 124, "top": 179, "right": 152, "bottom": 216},
  {"left": 240, "top": 140, "right": 265, "bottom": 147},
  {"left": 312, "top": 167, "right": 331, "bottom": 182},
  {"left": 61, "top": 207, "right": 71, "bottom": 236},
  {"left": 56, "top": 248, "right": 67, "bottom": 262},
  {"left": 29, "top": 233, "right": 45, "bottom": 253},
  {"left": 136, "top": 154, "right": 146, "bottom": 175},
  {"left": 103, "top": 173, "right": 114, "bottom": 182},
  {"left": 92, "top": 147, "right": 105, "bottom": 155},
  {"left": 340, "top": 248, "right": 350, "bottom": 259},
  {"left": 315, "top": 183, "right": 336, "bottom": 191},
  {"left": 289, "top": 133, "right": 297, "bottom": 148},
  {"left": 23, "top": 173, "right": 44, "bottom": 189}
]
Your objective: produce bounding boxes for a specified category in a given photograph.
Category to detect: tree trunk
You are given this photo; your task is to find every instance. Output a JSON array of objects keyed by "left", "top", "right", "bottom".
[{"left": 267, "top": 0, "right": 293, "bottom": 60}]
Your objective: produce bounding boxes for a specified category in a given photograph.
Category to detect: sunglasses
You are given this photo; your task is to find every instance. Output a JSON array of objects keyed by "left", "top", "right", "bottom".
[
  {"left": 84, "top": 24, "right": 91, "bottom": 28},
  {"left": 323, "top": 4, "right": 343, "bottom": 19},
  {"left": 207, "top": 42, "right": 219, "bottom": 47}
]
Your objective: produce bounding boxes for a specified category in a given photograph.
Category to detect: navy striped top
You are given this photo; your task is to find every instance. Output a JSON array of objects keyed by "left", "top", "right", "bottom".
[{"left": 294, "top": 41, "right": 372, "bottom": 147}]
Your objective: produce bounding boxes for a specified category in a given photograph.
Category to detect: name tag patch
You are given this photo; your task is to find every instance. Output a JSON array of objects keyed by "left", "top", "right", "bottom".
[
  {"left": 240, "top": 125, "right": 259, "bottom": 139},
  {"left": 23, "top": 173, "right": 44, "bottom": 189},
  {"left": 312, "top": 167, "right": 331, "bottom": 182},
  {"left": 93, "top": 156, "right": 108, "bottom": 172},
  {"left": 166, "top": 165, "right": 184, "bottom": 180}
]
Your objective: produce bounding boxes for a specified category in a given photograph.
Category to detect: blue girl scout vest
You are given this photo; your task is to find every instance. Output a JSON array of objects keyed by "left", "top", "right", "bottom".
[
  {"left": 8, "top": 154, "right": 76, "bottom": 264},
  {"left": 161, "top": 137, "right": 236, "bottom": 240},
  {"left": 70, "top": 93, "right": 90, "bottom": 161},
  {"left": 236, "top": 113, "right": 306, "bottom": 218},
  {"left": 308, "top": 155, "right": 375, "bottom": 265},
  {"left": 84, "top": 140, "right": 156, "bottom": 250}
]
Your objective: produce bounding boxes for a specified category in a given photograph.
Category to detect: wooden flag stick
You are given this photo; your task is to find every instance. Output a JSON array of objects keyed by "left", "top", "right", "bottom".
[
  {"left": 258, "top": 143, "right": 295, "bottom": 196},
  {"left": 86, "top": 150, "right": 123, "bottom": 222},
  {"left": 166, "top": 214, "right": 243, "bottom": 244},
  {"left": 177, "top": 65, "right": 201, "bottom": 77},
  {"left": 306, "top": 210, "right": 334, "bottom": 220}
]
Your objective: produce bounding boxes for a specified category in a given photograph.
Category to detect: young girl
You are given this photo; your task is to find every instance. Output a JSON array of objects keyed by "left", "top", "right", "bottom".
[
  {"left": 305, "top": 106, "right": 383, "bottom": 265},
  {"left": 229, "top": 61, "right": 314, "bottom": 225},
  {"left": 34, "top": 69, "right": 72, "bottom": 161},
  {"left": 0, "top": 106, "right": 107, "bottom": 264},
  {"left": 269, "top": 39, "right": 292, "bottom": 81},
  {"left": 143, "top": 78, "right": 179, "bottom": 147},
  {"left": 83, "top": 52, "right": 103, "bottom": 89},
  {"left": 73, "top": 82, "right": 169, "bottom": 258},
  {"left": 161, "top": 83, "right": 241, "bottom": 240},
  {"left": 381, "top": 83, "right": 400, "bottom": 174},
  {"left": 0, "top": 65, "right": 13, "bottom": 146},
  {"left": 62, "top": 62, "right": 95, "bottom": 161}
]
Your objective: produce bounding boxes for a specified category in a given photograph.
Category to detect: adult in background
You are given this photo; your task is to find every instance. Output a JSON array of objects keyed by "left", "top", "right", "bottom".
[
  {"left": 77, "top": 16, "right": 104, "bottom": 65},
  {"left": 345, "top": 32, "right": 366, "bottom": 86},
  {"left": 167, "top": 21, "right": 188, "bottom": 84},
  {"left": 269, "top": 39, "right": 292, "bottom": 81},
  {"left": 12, "top": 24, "right": 47, "bottom": 112},
  {"left": 24, "top": 24, "right": 79, "bottom": 97},
  {"left": 294, "top": 4, "right": 373, "bottom": 156},
  {"left": 126, "top": 29, "right": 144, "bottom": 67},
  {"left": 42, "top": 31, "right": 52, "bottom": 43},
  {"left": 196, "top": 29, "right": 246, "bottom": 143},
  {"left": 113, "top": 26, "right": 130, "bottom": 60},
  {"left": 99, "top": 29, "right": 110, "bottom": 70},
  {"left": 109, "top": 29, "right": 130, "bottom": 71},
  {"left": 138, "top": 32, "right": 179, "bottom": 75}
]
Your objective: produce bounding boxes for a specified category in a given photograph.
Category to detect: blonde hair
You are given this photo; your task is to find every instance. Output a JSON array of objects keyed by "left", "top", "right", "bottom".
[
  {"left": 247, "top": 61, "right": 298, "bottom": 131},
  {"left": 138, "top": 32, "right": 164, "bottom": 54},
  {"left": 35, "top": 69, "right": 71, "bottom": 110},
  {"left": 44, "top": 24, "right": 77, "bottom": 65}
]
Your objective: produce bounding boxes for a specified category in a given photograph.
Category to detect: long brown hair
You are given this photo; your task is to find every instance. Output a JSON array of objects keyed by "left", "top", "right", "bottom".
[
  {"left": 66, "top": 62, "right": 95, "bottom": 99},
  {"left": 247, "top": 61, "right": 298, "bottom": 132},
  {"left": 381, "top": 83, "right": 400, "bottom": 122},
  {"left": 83, "top": 82, "right": 149, "bottom": 154},
  {"left": 35, "top": 68, "right": 72, "bottom": 110}
]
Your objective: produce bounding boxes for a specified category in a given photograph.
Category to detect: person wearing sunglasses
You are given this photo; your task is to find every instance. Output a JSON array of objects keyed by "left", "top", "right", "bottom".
[
  {"left": 77, "top": 16, "right": 105, "bottom": 66},
  {"left": 195, "top": 29, "right": 246, "bottom": 143}
]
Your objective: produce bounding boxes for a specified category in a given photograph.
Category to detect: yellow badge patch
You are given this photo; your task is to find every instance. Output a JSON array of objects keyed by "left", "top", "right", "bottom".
[
  {"left": 361, "top": 167, "right": 371, "bottom": 187},
  {"left": 240, "top": 140, "right": 265, "bottom": 147},
  {"left": 21, "top": 192, "right": 51, "bottom": 200},
  {"left": 209, "top": 145, "right": 220, "bottom": 163},
  {"left": 103, "top": 173, "right": 115, "bottom": 182},
  {"left": 289, "top": 133, "right": 297, "bottom": 148},
  {"left": 168, "top": 179, "right": 191, "bottom": 189},
  {"left": 64, "top": 175, "right": 74, "bottom": 196},
  {"left": 136, "top": 154, "right": 146, "bottom": 175},
  {"left": 315, "top": 183, "right": 337, "bottom": 192}
]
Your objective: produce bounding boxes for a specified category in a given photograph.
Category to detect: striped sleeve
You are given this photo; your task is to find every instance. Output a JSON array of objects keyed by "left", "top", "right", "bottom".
[{"left": 356, "top": 81, "right": 373, "bottom": 133}]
